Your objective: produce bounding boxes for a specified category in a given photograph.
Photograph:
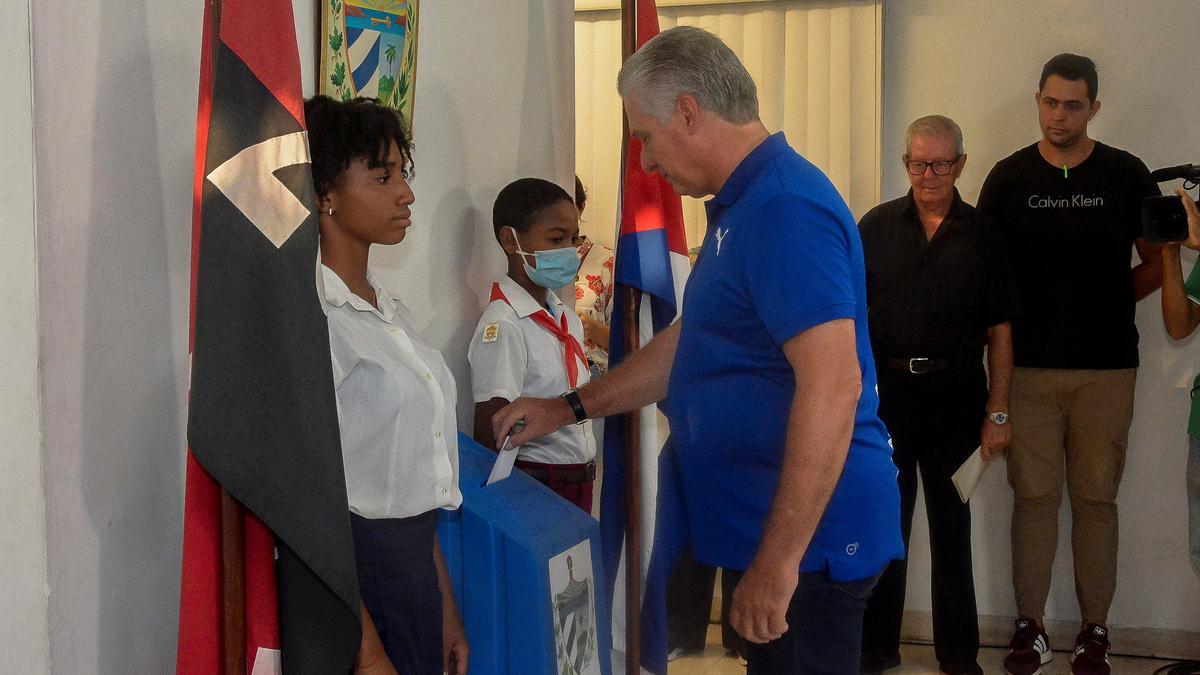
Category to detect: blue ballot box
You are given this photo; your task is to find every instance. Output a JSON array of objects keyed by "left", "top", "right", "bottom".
[{"left": 437, "top": 434, "right": 612, "bottom": 675}]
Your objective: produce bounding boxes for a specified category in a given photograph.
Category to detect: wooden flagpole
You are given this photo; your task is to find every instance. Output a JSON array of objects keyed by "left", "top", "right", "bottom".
[
  {"left": 621, "top": 302, "right": 643, "bottom": 675},
  {"left": 314, "top": 1, "right": 323, "bottom": 94},
  {"left": 619, "top": 3, "right": 642, "bottom": 673},
  {"left": 203, "top": 1, "right": 248, "bottom": 673}
]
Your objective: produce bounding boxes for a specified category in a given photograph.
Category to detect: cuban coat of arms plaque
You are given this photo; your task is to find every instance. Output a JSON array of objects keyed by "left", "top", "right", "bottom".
[
  {"left": 549, "top": 541, "right": 601, "bottom": 675},
  {"left": 319, "top": 0, "right": 419, "bottom": 134}
]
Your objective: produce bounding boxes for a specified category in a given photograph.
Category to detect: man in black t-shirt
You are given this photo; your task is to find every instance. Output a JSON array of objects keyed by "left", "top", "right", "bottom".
[
  {"left": 859, "top": 115, "right": 1017, "bottom": 675},
  {"left": 977, "top": 53, "right": 1161, "bottom": 675}
]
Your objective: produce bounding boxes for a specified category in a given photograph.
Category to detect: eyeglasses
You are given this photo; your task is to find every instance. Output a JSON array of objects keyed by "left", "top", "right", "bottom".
[{"left": 905, "top": 158, "right": 960, "bottom": 176}]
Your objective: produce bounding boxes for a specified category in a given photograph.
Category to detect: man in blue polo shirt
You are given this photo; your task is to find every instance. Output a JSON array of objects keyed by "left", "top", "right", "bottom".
[{"left": 494, "top": 26, "right": 902, "bottom": 672}]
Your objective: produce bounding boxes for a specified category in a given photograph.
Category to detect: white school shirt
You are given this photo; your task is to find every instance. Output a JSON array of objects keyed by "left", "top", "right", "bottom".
[
  {"left": 322, "top": 264, "right": 462, "bottom": 519},
  {"left": 468, "top": 275, "right": 595, "bottom": 464}
]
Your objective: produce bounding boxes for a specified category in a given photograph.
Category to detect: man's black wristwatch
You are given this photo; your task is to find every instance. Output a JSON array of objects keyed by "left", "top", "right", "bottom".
[{"left": 561, "top": 389, "right": 588, "bottom": 424}]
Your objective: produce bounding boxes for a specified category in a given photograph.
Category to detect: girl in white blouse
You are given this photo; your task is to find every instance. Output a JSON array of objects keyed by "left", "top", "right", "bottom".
[{"left": 306, "top": 95, "right": 468, "bottom": 675}]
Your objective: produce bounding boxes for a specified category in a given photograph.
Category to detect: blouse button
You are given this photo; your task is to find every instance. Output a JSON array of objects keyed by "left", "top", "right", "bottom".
[
  {"left": 434, "top": 431, "right": 442, "bottom": 438},
  {"left": 440, "top": 487, "right": 448, "bottom": 495}
]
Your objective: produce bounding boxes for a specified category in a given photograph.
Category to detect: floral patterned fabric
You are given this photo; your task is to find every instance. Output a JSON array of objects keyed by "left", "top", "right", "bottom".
[{"left": 574, "top": 241, "right": 614, "bottom": 373}]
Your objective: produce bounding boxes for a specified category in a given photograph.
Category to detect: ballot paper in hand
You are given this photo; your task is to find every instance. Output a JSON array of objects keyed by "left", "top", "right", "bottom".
[
  {"left": 485, "top": 431, "right": 521, "bottom": 486},
  {"left": 951, "top": 447, "right": 988, "bottom": 503}
]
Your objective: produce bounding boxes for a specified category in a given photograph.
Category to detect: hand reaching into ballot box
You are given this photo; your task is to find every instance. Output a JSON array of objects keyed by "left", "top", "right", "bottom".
[
  {"left": 492, "top": 322, "right": 680, "bottom": 447},
  {"left": 493, "top": 396, "right": 576, "bottom": 449}
]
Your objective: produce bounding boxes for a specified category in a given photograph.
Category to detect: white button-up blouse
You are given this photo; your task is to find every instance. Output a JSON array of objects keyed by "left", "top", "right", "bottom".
[{"left": 322, "top": 264, "right": 462, "bottom": 519}]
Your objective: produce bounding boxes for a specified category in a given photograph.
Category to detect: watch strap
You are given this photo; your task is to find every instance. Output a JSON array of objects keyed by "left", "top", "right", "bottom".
[{"left": 561, "top": 389, "right": 587, "bottom": 424}]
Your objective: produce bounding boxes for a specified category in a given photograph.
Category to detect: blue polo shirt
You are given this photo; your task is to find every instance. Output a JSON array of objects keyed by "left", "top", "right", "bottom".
[{"left": 665, "top": 133, "right": 902, "bottom": 581}]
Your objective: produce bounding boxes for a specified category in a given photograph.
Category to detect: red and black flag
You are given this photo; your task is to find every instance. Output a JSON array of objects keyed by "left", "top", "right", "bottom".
[{"left": 177, "top": 0, "right": 359, "bottom": 672}]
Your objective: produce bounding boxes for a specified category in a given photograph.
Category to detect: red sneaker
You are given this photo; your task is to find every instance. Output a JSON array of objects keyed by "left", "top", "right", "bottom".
[
  {"left": 1071, "top": 624, "right": 1111, "bottom": 675},
  {"left": 1004, "top": 618, "right": 1052, "bottom": 675}
]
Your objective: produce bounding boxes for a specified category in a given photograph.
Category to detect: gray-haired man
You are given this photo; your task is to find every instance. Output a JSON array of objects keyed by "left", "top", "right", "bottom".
[
  {"left": 493, "top": 26, "right": 902, "bottom": 672},
  {"left": 858, "top": 115, "right": 1017, "bottom": 675}
]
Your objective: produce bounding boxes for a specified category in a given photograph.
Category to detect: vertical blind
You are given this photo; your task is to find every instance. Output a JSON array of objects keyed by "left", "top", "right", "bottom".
[{"left": 575, "top": 0, "right": 882, "bottom": 249}]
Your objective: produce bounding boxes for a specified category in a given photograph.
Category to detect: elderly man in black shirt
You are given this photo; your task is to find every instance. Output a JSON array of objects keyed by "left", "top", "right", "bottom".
[{"left": 858, "top": 115, "right": 1018, "bottom": 675}]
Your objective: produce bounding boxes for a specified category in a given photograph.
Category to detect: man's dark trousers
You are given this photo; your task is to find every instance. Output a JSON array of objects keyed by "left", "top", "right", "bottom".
[
  {"left": 725, "top": 568, "right": 878, "bottom": 673},
  {"left": 666, "top": 546, "right": 744, "bottom": 655},
  {"left": 861, "top": 364, "right": 986, "bottom": 671}
]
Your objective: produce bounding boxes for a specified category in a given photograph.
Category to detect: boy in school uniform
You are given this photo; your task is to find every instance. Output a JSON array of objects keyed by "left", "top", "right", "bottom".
[{"left": 469, "top": 177, "right": 597, "bottom": 512}]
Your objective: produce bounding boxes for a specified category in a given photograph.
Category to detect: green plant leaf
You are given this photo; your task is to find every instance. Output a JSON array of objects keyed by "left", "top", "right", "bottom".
[
  {"left": 328, "top": 29, "right": 343, "bottom": 53},
  {"left": 378, "top": 75, "right": 395, "bottom": 103}
]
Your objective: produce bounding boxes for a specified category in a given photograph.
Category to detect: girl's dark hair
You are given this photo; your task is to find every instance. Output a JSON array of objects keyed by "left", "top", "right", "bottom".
[
  {"left": 492, "top": 178, "right": 574, "bottom": 243},
  {"left": 304, "top": 95, "right": 413, "bottom": 198}
]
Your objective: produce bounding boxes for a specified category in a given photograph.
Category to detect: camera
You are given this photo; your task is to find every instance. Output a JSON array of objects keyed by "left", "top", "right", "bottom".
[
  {"left": 1143, "top": 163, "right": 1199, "bottom": 242},
  {"left": 1142, "top": 195, "right": 1188, "bottom": 242}
]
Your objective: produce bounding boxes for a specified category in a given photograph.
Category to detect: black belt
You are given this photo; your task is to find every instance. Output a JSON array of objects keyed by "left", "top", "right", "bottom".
[
  {"left": 514, "top": 459, "right": 597, "bottom": 483},
  {"left": 882, "top": 355, "right": 980, "bottom": 374}
]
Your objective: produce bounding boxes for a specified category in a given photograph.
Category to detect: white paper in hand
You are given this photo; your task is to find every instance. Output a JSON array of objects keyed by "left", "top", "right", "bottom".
[
  {"left": 485, "top": 434, "right": 520, "bottom": 486},
  {"left": 951, "top": 447, "right": 988, "bottom": 503}
]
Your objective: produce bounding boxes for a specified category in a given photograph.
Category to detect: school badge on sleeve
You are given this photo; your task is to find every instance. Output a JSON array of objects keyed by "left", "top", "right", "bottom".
[
  {"left": 482, "top": 322, "right": 499, "bottom": 343},
  {"left": 549, "top": 541, "right": 599, "bottom": 675}
]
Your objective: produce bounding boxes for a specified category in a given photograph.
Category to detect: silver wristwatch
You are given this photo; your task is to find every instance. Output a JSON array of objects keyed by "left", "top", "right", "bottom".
[{"left": 989, "top": 411, "right": 1010, "bottom": 425}]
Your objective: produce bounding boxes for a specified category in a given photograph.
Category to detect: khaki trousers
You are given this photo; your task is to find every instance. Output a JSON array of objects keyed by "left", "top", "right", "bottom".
[{"left": 1008, "top": 367, "right": 1137, "bottom": 625}]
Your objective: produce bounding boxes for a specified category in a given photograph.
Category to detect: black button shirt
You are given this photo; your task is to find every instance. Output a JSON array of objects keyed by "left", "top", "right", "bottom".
[{"left": 858, "top": 189, "right": 1018, "bottom": 359}]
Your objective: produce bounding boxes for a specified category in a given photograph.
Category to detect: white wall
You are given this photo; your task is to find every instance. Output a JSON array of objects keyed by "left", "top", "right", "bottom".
[
  {"left": 32, "top": 0, "right": 199, "bottom": 667},
  {"left": 883, "top": 0, "right": 1200, "bottom": 641},
  {"left": 366, "top": 1, "right": 576, "bottom": 427},
  {"left": 0, "top": 0, "right": 51, "bottom": 671},
  {"left": 29, "top": 0, "right": 572, "bottom": 671}
]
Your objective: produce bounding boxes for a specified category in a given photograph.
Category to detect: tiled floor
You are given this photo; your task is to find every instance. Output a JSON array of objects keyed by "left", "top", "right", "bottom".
[{"left": 665, "top": 625, "right": 1182, "bottom": 674}]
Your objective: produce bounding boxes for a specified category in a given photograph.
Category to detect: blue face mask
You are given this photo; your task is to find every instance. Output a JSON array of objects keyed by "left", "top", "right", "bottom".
[{"left": 509, "top": 227, "right": 581, "bottom": 289}]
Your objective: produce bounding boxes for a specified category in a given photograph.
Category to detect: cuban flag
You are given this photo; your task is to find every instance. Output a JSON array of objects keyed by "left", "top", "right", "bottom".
[
  {"left": 177, "top": 0, "right": 360, "bottom": 671},
  {"left": 599, "top": 2, "right": 690, "bottom": 672}
]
